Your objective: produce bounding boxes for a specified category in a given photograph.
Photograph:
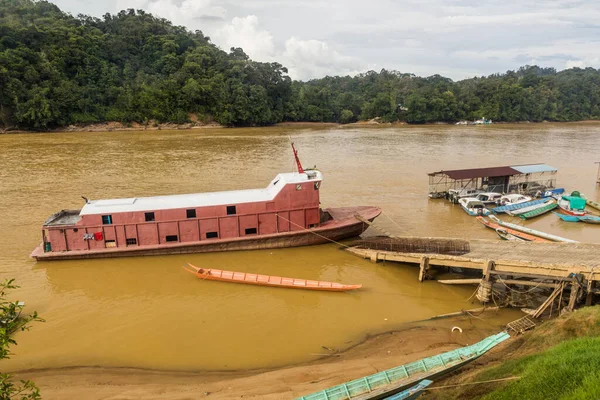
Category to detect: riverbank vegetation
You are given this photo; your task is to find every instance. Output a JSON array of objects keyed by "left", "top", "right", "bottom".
[
  {"left": 430, "top": 306, "right": 600, "bottom": 399},
  {"left": 0, "top": 279, "right": 42, "bottom": 400},
  {"left": 1, "top": 0, "right": 600, "bottom": 131}
]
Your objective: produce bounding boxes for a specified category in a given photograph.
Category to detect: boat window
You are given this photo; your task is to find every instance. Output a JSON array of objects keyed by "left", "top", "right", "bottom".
[
  {"left": 186, "top": 209, "right": 196, "bottom": 218},
  {"left": 245, "top": 227, "right": 257, "bottom": 235},
  {"left": 145, "top": 212, "right": 155, "bottom": 222},
  {"left": 126, "top": 238, "right": 137, "bottom": 246},
  {"left": 227, "top": 205, "right": 237, "bottom": 215},
  {"left": 166, "top": 235, "right": 178, "bottom": 242},
  {"left": 105, "top": 240, "right": 116, "bottom": 248},
  {"left": 314, "top": 182, "right": 320, "bottom": 190},
  {"left": 296, "top": 184, "right": 302, "bottom": 191},
  {"left": 101, "top": 215, "right": 112, "bottom": 225},
  {"left": 206, "top": 231, "right": 218, "bottom": 239}
]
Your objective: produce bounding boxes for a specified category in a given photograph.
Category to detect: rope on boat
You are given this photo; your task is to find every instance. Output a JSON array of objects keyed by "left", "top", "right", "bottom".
[
  {"left": 274, "top": 214, "right": 354, "bottom": 249},
  {"left": 426, "top": 376, "right": 521, "bottom": 390},
  {"left": 381, "top": 209, "right": 407, "bottom": 234}
]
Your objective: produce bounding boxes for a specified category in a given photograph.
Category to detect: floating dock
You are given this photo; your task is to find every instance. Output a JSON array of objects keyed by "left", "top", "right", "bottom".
[{"left": 347, "top": 237, "right": 600, "bottom": 312}]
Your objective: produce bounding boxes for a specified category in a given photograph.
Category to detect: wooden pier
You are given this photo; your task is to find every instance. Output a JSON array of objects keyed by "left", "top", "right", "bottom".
[{"left": 347, "top": 237, "right": 600, "bottom": 314}]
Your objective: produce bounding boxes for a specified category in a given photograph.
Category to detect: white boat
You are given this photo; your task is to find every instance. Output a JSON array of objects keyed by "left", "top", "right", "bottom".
[
  {"left": 458, "top": 197, "right": 491, "bottom": 216},
  {"left": 507, "top": 199, "right": 555, "bottom": 216},
  {"left": 496, "top": 194, "right": 532, "bottom": 206},
  {"left": 476, "top": 192, "right": 502, "bottom": 204},
  {"left": 448, "top": 188, "right": 483, "bottom": 203}
]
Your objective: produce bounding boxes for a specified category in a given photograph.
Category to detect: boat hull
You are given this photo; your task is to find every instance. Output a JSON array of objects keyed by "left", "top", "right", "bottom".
[
  {"left": 184, "top": 263, "right": 361, "bottom": 291},
  {"left": 31, "top": 206, "right": 381, "bottom": 261}
]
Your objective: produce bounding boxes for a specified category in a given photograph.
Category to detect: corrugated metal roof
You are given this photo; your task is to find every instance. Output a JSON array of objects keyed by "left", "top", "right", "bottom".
[
  {"left": 510, "top": 164, "right": 557, "bottom": 174},
  {"left": 429, "top": 166, "right": 520, "bottom": 180}
]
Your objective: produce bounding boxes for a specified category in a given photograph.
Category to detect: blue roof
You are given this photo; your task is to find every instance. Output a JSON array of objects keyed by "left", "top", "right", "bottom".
[{"left": 510, "top": 164, "right": 557, "bottom": 174}]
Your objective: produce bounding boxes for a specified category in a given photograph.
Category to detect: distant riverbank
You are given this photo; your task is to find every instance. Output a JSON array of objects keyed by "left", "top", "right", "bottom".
[{"left": 2, "top": 119, "right": 600, "bottom": 134}]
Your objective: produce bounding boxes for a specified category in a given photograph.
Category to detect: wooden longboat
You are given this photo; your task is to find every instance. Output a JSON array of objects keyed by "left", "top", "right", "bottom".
[
  {"left": 587, "top": 199, "right": 600, "bottom": 212},
  {"left": 495, "top": 228, "right": 527, "bottom": 241},
  {"left": 476, "top": 216, "right": 549, "bottom": 242},
  {"left": 578, "top": 215, "right": 600, "bottom": 224},
  {"left": 296, "top": 332, "right": 510, "bottom": 400},
  {"left": 183, "top": 263, "right": 362, "bottom": 292}
]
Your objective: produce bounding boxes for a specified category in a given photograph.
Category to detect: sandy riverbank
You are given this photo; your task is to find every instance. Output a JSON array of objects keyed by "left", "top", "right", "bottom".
[
  {"left": 12, "top": 311, "right": 510, "bottom": 400},
  {"left": 3, "top": 119, "right": 599, "bottom": 134}
]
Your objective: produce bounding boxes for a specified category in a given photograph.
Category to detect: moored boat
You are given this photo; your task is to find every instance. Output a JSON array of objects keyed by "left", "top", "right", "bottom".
[
  {"left": 586, "top": 199, "right": 600, "bottom": 212},
  {"left": 183, "top": 263, "right": 362, "bottom": 291},
  {"left": 553, "top": 212, "right": 580, "bottom": 222},
  {"left": 517, "top": 200, "right": 557, "bottom": 220},
  {"left": 495, "top": 194, "right": 532, "bottom": 207},
  {"left": 578, "top": 215, "right": 600, "bottom": 224},
  {"left": 495, "top": 228, "right": 527, "bottom": 241},
  {"left": 506, "top": 199, "right": 555, "bottom": 216},
  {"left": 489, "top": 215, "right": 578, "bottom": 243},
  {"left": 296, "top": 332, "right": 510, "bottom": 400},
  {"left": 383, "top": 380, "right": 432, "bottom": 400},
  {"left": 458, "top": 198, "right": 490, "bottom": 216},
  {"left": 492, "top": 197, "right": 546, "bottom": 214},
  {"left": 557, "top": 193, "right": 587, "bottom": 216},
  {"left": 476, "top": 192, "right": 502, "bottom": 204},
  {"left": 476, "top": 216, "right": 547, "bottom": 242},
  {"left": 31, "top": 145, "right": 381, "bottom": 261}
]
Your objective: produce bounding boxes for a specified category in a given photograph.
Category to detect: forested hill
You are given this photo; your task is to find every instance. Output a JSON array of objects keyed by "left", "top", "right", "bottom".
[{"left": 1, "top": 0, "right": 600, "bottom": 130}]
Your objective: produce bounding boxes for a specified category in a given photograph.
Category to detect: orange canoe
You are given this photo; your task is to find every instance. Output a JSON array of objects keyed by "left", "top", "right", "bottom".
[
  {"left": 183, "top": 263, "right": 362, "bottom": 292},
  {"left": 476, "top": 216, "right": 550, "bottom": 242}
]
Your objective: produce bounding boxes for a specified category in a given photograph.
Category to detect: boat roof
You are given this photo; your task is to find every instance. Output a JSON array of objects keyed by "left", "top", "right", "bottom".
[
  {"left": 428, "top": 163, "right": 556, "bottom": 180},
  {"left": 80, "top": 171, "right": 322, "bottom": 216}
]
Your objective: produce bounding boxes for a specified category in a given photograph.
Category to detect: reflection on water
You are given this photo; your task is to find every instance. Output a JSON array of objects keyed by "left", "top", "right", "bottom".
[{"left": 1, "top": 124, "right": 599, "bottom": 371}]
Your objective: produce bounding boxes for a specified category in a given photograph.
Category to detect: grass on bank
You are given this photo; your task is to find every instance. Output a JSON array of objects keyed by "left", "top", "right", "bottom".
[{"left": 429, "top": 306, "right": 600, "bottom": 400}]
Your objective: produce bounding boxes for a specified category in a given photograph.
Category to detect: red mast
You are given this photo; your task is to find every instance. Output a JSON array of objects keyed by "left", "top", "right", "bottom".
[{"left": 291, "top": 142, "right": 304, "bottom": 174}]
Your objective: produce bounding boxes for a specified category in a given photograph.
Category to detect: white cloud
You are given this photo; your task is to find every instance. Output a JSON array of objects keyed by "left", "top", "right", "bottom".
[
  {"left": 51, "top": 0, "right": 600, "bottom": 80},
  {"left": 282, "top": 37, "right": 367, "bottom": 79},
  {"left": 214, "top": 15, "right": 275, "bottom": 60}
]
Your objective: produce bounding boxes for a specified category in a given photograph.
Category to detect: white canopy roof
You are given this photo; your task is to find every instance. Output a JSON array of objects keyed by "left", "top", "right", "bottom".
[{"left": 80, "top": 170, "right": 322, "bottom": 216}]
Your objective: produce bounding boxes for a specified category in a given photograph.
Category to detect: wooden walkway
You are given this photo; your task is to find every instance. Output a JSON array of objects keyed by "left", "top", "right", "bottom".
[{"left": 347, "top": 238, "right": 600, "bottom": 281}]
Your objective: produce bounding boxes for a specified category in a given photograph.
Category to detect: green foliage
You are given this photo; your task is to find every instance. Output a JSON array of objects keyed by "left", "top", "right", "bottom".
[
  {"left": 0, "top": 1, "right": 599, "bottom": 129},
  {"left": 0, "top": 279, "right": 42, "bottom": 400},
  {"left": 480, "top": 337, "right": 600, "bottom": 400}
]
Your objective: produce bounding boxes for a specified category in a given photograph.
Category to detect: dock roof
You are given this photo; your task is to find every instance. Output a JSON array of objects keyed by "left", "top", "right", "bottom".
[{"left": 428, "top": 163, "right": 556, "bottom": 180}]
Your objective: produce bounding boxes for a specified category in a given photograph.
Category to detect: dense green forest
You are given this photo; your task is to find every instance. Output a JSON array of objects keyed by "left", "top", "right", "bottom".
[{"left": 1, "top": 0, "right": 600, "bottom": 130}]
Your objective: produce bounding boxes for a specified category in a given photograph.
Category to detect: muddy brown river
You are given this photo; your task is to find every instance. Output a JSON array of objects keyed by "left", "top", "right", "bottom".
[{"left": 1, "top": 123, "right": 599, "bottom": 372}]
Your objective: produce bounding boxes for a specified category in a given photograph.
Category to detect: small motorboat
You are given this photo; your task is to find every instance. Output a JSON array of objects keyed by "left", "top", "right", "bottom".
[
  {"left": 458, "top": 198, "right": 490, "bottom": 216},
  {"left": 495, "top": 228, "right": 527, "bottom": 241},
  {"left": 448, "top": 188, "right": 483, "bottom": 203},
  {"left": 183, "top": 263, "right": 362, "bottom": 291},
  {"left": 557, "top": 193, "right": 587, "bottom": 216},
  {"left": 475, "top": 192, "right": 502, "bottom": 204},
  {"left": 496, "top": 194, "right": 532, "bottom": 206},
  {"left": 578, "top": 215, "right": 600, "bottom": 224},
  {"left": 553, "top": 212, "right": 580, "bottom": 222}
]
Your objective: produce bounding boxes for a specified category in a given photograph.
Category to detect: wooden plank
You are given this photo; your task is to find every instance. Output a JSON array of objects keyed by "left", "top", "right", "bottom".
[{"left": 438, "top": 279, "right": 481, "bottom": 285}]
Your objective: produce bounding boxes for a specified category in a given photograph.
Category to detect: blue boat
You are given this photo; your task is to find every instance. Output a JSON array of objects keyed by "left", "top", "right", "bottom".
[
  {"left": 296, "top": 332, "right": 510, "bottom": 400},
  {"left": 553, "top": 212, "right": 580, "bottom": 222},
  {"left": 384, "top": 380, "right": 432, "bottom": 400},
  {"left": 492, "top": 198, "right": 548, "bottom": 214},
  {"left": 543, "top": 188, "right": 565, "bottom": 197},
  {"left": 578, "top": 215, "right": 600, "bottom": 224}
]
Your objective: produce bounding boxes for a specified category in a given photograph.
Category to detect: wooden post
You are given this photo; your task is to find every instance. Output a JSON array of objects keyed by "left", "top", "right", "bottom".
[
  {"left": 483, "top": 260, "right": 494, "bottom": 282},
  {"left": 586, "top": 281, "right": 595, "bottom": 306},
  {"left": 568, "top": 282, "right": 580, "bottom": 311},
  {"left": 370, "top": 252, "right": 379, "bottom": 263},
  {"left": 419, "top": 256, "right": 430, "bottom": 282}
]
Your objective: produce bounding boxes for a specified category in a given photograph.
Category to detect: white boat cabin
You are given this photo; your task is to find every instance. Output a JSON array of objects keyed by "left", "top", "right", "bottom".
[
  {"left": 496, "top": 194, "right": 532, "bottom": 206},
  {"left": 476, "top": 192, "right": 502, "bottom": 204}
]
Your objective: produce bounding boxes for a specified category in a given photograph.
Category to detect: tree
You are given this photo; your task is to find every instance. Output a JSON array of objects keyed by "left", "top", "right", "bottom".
[
  {"left": 339, "top": 109, "right": 354, "bottom": 124},
  {"left": 0, "top": 279, "right": 42, "bottom": 400}
]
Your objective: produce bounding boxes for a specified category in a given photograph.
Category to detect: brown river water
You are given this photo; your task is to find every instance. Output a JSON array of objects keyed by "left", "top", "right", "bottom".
[{"left": 1, "top": 123, "right": 599, "bottom": 372}]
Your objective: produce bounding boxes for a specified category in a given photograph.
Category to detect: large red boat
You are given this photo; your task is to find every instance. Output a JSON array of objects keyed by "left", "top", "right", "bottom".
[{"left": 31, "top": 145, "right": 381, "bottom": 261}]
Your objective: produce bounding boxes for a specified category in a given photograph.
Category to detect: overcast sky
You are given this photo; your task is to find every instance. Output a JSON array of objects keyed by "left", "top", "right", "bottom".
[{"left": 51, "top": 0, "right": 600, "bottom": 81}]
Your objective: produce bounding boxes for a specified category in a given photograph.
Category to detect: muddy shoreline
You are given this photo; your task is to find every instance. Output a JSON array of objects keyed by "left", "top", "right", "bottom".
[
  {"left": 11, "top": 311, "right": 510, "bottom": 400},
  {"left": 2, "top": 119, "right": 599, "bottom": 134}
]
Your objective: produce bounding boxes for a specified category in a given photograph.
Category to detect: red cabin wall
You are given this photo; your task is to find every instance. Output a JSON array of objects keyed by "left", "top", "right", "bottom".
[{"left": 48, "top": 180, "right": 322, "bottom": 252}]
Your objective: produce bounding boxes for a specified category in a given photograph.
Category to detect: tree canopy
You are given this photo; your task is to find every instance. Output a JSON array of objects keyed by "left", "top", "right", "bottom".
[{"left": 1, "top": 0, "right": 599, "bottom": 130}]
